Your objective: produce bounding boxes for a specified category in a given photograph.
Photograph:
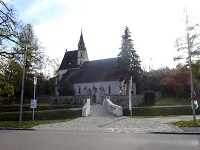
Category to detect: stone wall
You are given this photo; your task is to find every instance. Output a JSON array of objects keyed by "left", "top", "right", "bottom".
[
  {"left": 109, "top": 94, "right": 144, "bottom": 107},
  {"left": 36, "top": 95, "right": 89, "bottom": 105},
  {"left": 36, "top": 94, "right": 144, "bottom": 107}
]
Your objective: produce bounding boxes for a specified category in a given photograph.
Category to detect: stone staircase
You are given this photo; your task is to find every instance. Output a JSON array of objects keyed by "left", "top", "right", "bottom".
[{"left": 89, "top": 104, "right": 116, "bottom": 118}]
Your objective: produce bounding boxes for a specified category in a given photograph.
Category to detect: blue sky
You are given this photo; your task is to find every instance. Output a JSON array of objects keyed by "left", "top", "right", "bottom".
[{"left": 5, "top": 0, "right": 200, "bottom": 71}]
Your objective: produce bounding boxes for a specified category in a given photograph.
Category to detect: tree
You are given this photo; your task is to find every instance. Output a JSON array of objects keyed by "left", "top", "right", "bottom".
[
  {"left": 141, "top": 67, "right": 170, "bottom": 92},
  {"left": 160, "top": 65, "right": 192, "bottom": 97},
  {"left": 13, "top": 24, "right": 46, "bottom": 72},
  {"left": 0, "top": 74, "right": 14, "bottom": 98},
  {"left": 174, "top": 7, "right": 200, "bottom": 65},
  {"left": 115, "top": 26, "right": 142, "bottom": 94},
  {"left": 58, "top": 81, "right": 75, "bottom": 96},
  {"left": 0, "top": 0, "right": 21, "bottom": 58}
]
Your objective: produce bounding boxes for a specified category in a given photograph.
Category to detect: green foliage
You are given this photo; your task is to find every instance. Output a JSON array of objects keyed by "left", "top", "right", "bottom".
[
  {"left": 1, "top": 60, "right": 22, "bottom": 93},
  {"left": 170, "top": 120, "right": 200, "bottom": 127},
  {"left": 0, "top": 74, "right": 15, "bottom": 97},
  {"left": 58, "top": 81, "right": 75, "bottom": 96},
  {"left": 14, "top": 24, "right": 46, "bottom": 71},
  {"left": 44, "top": 77, "right": 56, "bottom": 96},
  {"left": 115, "top": 26, "right": 142, "bottom": 94},
  {"left": 0, "top": 109, "right": 77, "bottom": 121},
  {"left": 0, "top": 119, "right": 73, "bottom": 129},
  {"left": 123, "top": 106, "right": 200, "bottom": 116},
  {"left": 0, "top": 104, "right": 82, "bottom": 112},
  {"left": 141, "top": 67, "right": 170, "bottom": 92},
  {"left": 160, "top": 66, "right": 191, "bottom": 97},
  {"left": 144, "top": 91, "right": 156, "bottom": 106},
  {"left": 156, "top": 97, "right": 190, "bottom": 106}
]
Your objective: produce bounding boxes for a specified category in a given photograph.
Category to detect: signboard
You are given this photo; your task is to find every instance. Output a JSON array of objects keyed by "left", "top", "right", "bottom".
[
  {"left": 33, "top": 77, "right": 37, "bottom": 85},
  {"left": 30, "top": 99, "right": 37, "bottom": 109}
]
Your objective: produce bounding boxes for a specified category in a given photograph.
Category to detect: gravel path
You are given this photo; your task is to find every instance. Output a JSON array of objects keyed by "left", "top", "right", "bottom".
[{"left": 32, "top": 105, "right": 184, "bottom": 133}]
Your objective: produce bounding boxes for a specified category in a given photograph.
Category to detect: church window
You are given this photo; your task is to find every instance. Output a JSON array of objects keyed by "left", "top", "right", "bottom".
[
  {"left": 79, "top": 86, "right": 81, "bottom": 94},
  {"left": 109, "top": 85, "right": 111, "bottom": 94}
]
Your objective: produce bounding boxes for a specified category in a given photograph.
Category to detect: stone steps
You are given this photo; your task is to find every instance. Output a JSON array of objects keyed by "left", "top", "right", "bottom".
[{"left": 89, "top": 104, "right": 116, "bottom": 118}]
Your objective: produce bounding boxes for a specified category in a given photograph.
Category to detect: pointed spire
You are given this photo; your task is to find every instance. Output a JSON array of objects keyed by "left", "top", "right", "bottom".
[
  {"left": 79, "top": 29, "right": 84, "bottom": 43},
  {"left": 78, "top": 29, "right": 86, "bottom": 50}
]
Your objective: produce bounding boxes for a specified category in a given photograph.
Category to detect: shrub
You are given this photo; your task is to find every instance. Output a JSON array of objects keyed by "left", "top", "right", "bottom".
[
  {"left": 0, "top": 104, "right": 82, "bottom": 113},
  {"left": 0, "top": 109, "right": 79, "bottom": 121},
  {"left": 144, "top": 90, "right": 156, "bottom": 106},
  {"left": 123, "top": 106, "right": 200, "bottom": 116}
]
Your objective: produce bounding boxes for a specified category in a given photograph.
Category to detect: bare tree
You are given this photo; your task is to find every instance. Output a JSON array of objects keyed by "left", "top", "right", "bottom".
[{"left": 0, "top": 0, "right": 21, "bottom": 58}]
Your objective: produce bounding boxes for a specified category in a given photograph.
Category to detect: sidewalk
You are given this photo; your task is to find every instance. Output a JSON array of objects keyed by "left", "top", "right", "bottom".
[
  {"left": 32, "top": 105, "right": 200, "bottom": 134},
  {"left": 139, "top": 115, "right": 200, "bottom": 134}
]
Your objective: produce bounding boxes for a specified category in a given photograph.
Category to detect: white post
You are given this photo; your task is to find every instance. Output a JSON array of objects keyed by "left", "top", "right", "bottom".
[{"left": 33, "top": 77, "right": 37, "bottom": 121}]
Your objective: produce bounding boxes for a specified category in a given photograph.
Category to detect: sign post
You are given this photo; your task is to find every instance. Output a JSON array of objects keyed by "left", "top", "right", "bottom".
[
  {"left": 30, "top": 99, "right": 37, "bottom": 120},
  {"left": 31, "top": 77, "right": 37, "bottom": 121}
]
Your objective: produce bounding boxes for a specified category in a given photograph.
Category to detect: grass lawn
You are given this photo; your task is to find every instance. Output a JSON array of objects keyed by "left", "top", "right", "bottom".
[
  {"left": 0, "top": 119, "right": 73, "bottom": 129},
  {"left": 170, "top": 119, "right": 200, "bottom": 127},
  {"left": 155, "top": 97, "right": 190, "bottom": 106}
]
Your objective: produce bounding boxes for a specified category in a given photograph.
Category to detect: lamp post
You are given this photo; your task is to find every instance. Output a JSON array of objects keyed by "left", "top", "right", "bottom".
[
  {"left": 184, "top": 8, "right": 197, "bottom": 125},
  {"left": 19, "top": 24, "right": 32, "bottom": 124},
  {"left": 186, "top": 29, "right": 196, "bottom": 125}
]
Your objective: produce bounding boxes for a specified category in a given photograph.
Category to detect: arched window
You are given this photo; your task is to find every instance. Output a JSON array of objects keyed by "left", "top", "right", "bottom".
[
  {"left": 79, "top": 86, "right": 81, "bottom": 94},
  {"left": 108, "top": 85, "right": 111, "bottom": 94}
]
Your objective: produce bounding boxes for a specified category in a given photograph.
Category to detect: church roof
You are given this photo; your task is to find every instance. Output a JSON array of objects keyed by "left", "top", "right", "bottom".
[
  {"left": 59, "top": 50, "right": 79, "bottom": 70},
  {"left": 79, "top": 31, "right": 84, "bottom": 44},
  {"left": 59, "top": 57, "right": 119, "bottom": 84}
]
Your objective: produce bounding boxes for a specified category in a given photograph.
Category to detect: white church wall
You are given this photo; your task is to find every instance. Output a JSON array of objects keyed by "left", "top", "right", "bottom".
[{"left": 74, "top": 81, "right": 124, "bottom": 103}]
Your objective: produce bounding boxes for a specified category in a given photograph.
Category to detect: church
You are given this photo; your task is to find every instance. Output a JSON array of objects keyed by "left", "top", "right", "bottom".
[{"left": 57, "top": 31, "right": 136, "bottom": 104}]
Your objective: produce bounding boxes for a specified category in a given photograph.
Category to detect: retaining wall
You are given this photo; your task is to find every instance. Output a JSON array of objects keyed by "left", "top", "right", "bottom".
[{"left": 103, "top": 99, "right": 122, "bottom": 117}]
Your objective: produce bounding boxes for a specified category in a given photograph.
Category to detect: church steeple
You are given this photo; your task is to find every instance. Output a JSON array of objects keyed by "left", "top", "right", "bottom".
[
  {"left": 78, "top": 30, "right": 86, "bottom": 50},
  {"left": 77, "top": 30, "right": 89, "bottom": 66}
]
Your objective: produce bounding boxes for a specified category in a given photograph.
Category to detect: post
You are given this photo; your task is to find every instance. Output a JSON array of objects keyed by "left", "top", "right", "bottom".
[
  {"left": 129, "top": 77, "right": 132, "bottom": 116},
  {"left": 33, "top": 77, "right": 37, "bottom": 121},
  {"left": 187, "top": 32, "right": 196, "bottom": 125},
  {"left": 19, "top": 45, "right": 27, "bottom": 124}
]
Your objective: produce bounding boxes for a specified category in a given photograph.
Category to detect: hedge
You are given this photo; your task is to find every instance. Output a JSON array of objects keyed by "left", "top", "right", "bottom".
[
  {"left": 0, "top": 109, "right": 80, "bottom": 121},
  {"left": 0, "top": 104, "right": 82, "bottom": 113},
  {"left": 123, "top": 106, "right": 200, "bottom": 116}
]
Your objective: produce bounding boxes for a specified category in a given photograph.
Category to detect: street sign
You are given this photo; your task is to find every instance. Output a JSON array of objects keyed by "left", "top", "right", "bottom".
[
  {"left": 30, "top": 99, "right": 37, "bottom": 109},
  {"left": 34, "top": 77, "right": 37, "bottom": 85}
]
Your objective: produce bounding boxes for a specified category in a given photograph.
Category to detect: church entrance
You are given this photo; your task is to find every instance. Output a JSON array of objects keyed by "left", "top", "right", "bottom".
[{"left": 92, "top": 94, "right": 96, "bottom": 104}]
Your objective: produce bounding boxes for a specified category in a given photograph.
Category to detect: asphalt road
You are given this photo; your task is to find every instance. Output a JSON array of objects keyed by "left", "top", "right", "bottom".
[{"left": 0, "top": 130, "right": 200, "bottom": 150}]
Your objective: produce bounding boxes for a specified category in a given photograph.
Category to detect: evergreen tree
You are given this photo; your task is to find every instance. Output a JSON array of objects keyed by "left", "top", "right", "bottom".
[{"left": 115, "top": 26, "right": 142, "bottom": 94}]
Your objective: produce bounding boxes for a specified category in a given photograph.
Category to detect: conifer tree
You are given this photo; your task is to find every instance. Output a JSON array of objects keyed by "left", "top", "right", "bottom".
[{"left": 115, "top": 26, "right": 142, "bottom": 94}]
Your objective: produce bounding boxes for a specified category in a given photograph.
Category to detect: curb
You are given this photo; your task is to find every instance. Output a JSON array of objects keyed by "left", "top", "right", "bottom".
[
  {"left": 151, "top": 131, "right": 200, "bottom": 135},
  {"left": 0, "top": 128, "right": 35, "bottom": 131}
]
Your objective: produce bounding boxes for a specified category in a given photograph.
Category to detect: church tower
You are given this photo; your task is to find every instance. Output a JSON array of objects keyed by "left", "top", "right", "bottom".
[{"left": 77, "top": 30, "right": 89, "bottom": 65}]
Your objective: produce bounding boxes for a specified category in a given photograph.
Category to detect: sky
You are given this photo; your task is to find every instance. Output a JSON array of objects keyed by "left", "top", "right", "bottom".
[{"left": 5, "top": 0, "right": 200, "bottom": 71}]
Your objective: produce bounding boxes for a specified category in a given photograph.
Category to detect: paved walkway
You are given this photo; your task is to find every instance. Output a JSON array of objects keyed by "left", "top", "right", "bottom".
[{"left": 31, "top": 104, "right": 200, "bottom": 134}]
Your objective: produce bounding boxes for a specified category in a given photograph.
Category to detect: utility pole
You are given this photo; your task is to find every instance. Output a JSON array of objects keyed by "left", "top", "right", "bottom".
[{"left": 185, "top": 7, "right": 196, "bottom": 125}]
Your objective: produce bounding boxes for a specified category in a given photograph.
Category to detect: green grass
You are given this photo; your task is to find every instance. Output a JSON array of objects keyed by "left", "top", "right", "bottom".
[
  {"left": 155, "top": 97, "right": 190, "bottom": 106},
  {"left": 170, "top": 119, "right": 200, "bottom": 127},
  {"left": 123, "top": 106, "right": 200, "bottom": 116},
  {"left": 130, "top": 116, "right": 164, "bottom": 119},
  {"left": 0, "top": 119, "right": 73, "bottom": 129}
]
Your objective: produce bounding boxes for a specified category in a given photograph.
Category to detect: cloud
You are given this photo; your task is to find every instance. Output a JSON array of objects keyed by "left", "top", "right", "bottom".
[{"left": 7, "top": 0, "right": 200, "bottom": 70}]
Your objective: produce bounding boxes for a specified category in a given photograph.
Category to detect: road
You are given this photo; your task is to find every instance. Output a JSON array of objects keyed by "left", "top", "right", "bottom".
[{"left": 0, "top": 130, "right": 200, "bottom": 150}]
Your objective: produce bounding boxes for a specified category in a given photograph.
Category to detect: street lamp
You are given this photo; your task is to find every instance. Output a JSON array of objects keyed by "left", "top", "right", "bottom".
[
  {"left": 184, "top": 12, "right": 199, "bottom": 125},
  {"left": 186, "top": 27, "right": 196, "bottom": 125},
  {"left": 19, "top": 24, "right": 33, "bottom": 124}
]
